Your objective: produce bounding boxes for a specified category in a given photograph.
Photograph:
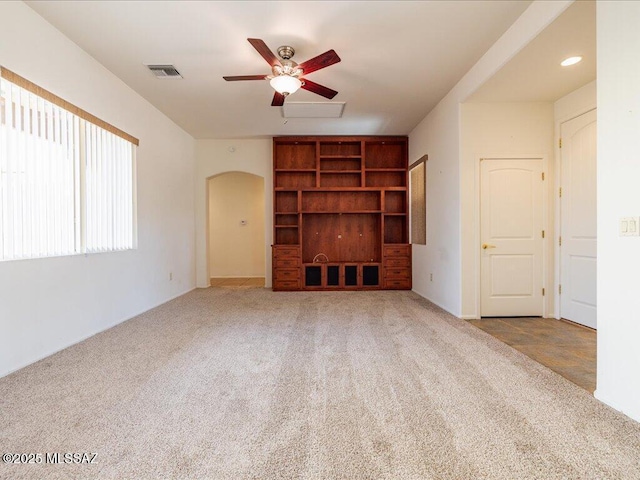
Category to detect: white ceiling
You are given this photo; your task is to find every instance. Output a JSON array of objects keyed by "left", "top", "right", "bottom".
[
  {"left": 468, "top": 0, "right": 595, "bottom": 103},
  {"left": 26, "top": 0, "right": 532, "bottom": 139}
]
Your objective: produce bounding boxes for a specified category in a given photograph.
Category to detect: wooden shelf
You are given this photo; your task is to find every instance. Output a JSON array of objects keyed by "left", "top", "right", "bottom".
[
  {"left": 275, "top": 171, "right": 315, "bottom": 188},
  {"left": 273, "top": 136, "right": 409, "bottom": 291},
  {"left": 301, "top": 210, "right": 382, "bottom": 214},
  {"left": 320, "top": 157, "right": 361, "bottom": 172},
  {"left": 366, "top": 168, "right": 405, "bottom": 172},
  {"left": 365, "top": 142, "right": 407, "bottom": 169},
  {"left": 319, "top": 142, "right": 361, "bottom": 158},
  {"left": 366, "top": 170, "right": 406, "bottom": 187},
  {"left": 277, "top": 187, "right": 388, "bottom": 192}
]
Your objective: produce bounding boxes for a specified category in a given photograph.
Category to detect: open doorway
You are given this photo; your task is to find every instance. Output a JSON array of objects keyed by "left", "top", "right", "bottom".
[{"left": 207, "top": 172, "right": 265, "bottom": 287}]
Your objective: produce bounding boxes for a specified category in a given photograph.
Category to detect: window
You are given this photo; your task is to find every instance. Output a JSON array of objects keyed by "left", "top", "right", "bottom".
[
  {"left": 410, "top": 155, "right": 427, "bottom": 245},
  {"left": 0, "top": 68, "right": 138, "bottom": 261}
]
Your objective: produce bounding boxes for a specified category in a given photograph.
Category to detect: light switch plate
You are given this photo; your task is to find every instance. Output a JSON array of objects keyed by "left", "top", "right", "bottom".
[{"left": 619, "top": 217, "right": 640, "bottom": 236}]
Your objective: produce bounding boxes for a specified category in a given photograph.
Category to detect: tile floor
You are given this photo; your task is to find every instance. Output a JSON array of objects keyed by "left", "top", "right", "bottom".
[
  {"left": 468, "top": 317, "right": 596, "bottom": 393},
  {"left": 210, "top": 277, "right": 265, "bottom": 288}
]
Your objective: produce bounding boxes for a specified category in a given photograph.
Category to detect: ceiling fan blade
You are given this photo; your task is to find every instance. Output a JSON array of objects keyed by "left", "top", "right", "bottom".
[
  {"left": 301, "top": 79, "right": 338, "bottom": 99},
  {"left": 223, "top": 75, "right": 267, "bottom": 81},
  {"left": 248, "top": 38, "right": 281, "bottom": 67},
  {"left": 298, "top": 50, "right": 341, "bottom": 75},
  {"left": 271, "top": 92, "right": 285, "bottom": 107}
]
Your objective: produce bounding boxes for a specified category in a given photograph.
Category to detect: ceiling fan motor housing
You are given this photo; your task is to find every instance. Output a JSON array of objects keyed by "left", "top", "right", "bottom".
[{"left": 277, "top": 45, "right": 295, "bottom": 60}]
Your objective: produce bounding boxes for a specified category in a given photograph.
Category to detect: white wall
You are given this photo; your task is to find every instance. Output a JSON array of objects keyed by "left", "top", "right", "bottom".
[
  {"left": 409, "top": 101, "right": 462, "bottom": 313},
  {"left": 460, "top": 102, "right": 555, "bottom": 318},
  {"left": 554, "top": 80, "right": 596, "bottom": 121},
  {"left": 594, "top": 1, "right": 640, "bottom": 423},
  {"left": 195, "top": 139, "right": 272, "bottom": 288},
  {"left": 0, "top": 2, "right": 196, "bottom": 377},
  {"left": 208, "top": 172, "right": 265, "bottom": 278},
  {"left": 409, "top": 0, "right": 572, "bottom": 316}
]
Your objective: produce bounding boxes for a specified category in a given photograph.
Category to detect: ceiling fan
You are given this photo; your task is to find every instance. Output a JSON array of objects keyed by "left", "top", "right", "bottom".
[{"left": 223, "top": 38, "right": 341, "bottom": 106}]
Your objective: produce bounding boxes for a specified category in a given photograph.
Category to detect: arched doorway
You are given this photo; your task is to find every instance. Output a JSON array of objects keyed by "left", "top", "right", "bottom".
[{"left": 207, "top": 172, "right": 265, "bottom": 287}]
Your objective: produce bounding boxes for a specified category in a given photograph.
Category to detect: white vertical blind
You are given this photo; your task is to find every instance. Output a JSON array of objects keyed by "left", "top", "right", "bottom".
[
  {"left": 84, "top": 123, "right": 133, "bottom": 252},
  {"left": 0, "top": 74, "right": 135, "bottom": 261},
  {"left": 0, "top": 77, "right": 78, "bottom": 260}
]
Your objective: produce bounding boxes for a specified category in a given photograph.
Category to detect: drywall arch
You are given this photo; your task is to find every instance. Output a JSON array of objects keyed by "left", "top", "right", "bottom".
[
  {"left": 207, "top": 172, "right": 265, "bottom": 280},
  {"left": 195, "top": 139, "right": 273, "bottom": 288}
]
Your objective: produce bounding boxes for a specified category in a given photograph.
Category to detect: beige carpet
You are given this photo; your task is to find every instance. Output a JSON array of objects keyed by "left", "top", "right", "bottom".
[{"left": 1, "top": 288, "right": 639, "bottom": 479}]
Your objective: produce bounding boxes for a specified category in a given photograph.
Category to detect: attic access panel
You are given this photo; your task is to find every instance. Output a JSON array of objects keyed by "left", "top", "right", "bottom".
[{"left": 282, "top": 102, "right": 345, "bottom": 118}]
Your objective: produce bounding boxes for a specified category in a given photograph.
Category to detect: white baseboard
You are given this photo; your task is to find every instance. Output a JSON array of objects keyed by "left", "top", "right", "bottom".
[
  {"left": 210, "top": 275, "right": 265, "bottom": 279},
  {"left": 594, "top": 389, "right": 640, "bottom": 423},
  {"left": 411, "top": 289, "right": 460, "bottom": 318},
  {"left": 1, "top": 286, "right": 196, "bottom": 379}
]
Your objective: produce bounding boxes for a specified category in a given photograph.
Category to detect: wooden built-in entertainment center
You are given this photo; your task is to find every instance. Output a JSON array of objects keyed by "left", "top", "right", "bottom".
[{"left": 272, "top": 136, "right": 411, "bottom": 291}]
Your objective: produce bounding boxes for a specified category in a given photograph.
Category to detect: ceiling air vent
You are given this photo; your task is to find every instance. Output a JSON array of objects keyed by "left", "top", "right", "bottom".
[{"left": 146, "top": 65, "right": 182, "bottom": 79}]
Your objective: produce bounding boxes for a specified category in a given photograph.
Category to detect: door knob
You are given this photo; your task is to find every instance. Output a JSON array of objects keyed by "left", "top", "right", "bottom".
[{"left": 482, "top": 244, "right": 496, "bottom": 249}]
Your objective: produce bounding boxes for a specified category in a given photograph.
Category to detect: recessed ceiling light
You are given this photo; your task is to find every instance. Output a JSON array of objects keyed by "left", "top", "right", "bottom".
[{"left": 561, "top": 56, "right": 583, "bottom": 67}]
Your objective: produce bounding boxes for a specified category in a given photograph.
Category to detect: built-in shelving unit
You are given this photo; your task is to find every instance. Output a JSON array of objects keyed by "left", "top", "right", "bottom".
[{"left": 272, "top": 136, "right": 411, "bottom": 291}]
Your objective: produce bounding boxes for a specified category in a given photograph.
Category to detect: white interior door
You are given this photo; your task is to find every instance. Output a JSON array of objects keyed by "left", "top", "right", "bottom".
[
  {"left": 560, "top": 110, "right": 597, "bottom": 329},
  {"left": 481, "top": 158, "right": 544, "bottom": 317}
]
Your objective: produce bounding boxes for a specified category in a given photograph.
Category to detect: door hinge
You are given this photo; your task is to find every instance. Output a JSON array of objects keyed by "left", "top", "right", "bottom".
[
  {"left": 542, "top": 230, "right": 545, "bottom": 239},
  {"left": 542, "top": 172, "right": 545, "bottom": 181},
  {"left": 542, "top": 288, "right": 545, "bottom": 296},
  {"left": 559, "top": 187, "right": 562, "bottom": 198},
  {"left": 559, "top": 138, "right": 562, "bottom": 149},
  {"left": 559, "top": 236, "right": 562, "bottom": 247},
  {"left": 559, "top": 284, "right": 562, "bottom": 295}
]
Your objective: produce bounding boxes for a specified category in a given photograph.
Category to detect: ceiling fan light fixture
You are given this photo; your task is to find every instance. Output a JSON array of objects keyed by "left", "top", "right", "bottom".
[
  {"left": 223, "top": 39, "right": 341, "bottom": 106},
  {"left": 270, "top": 75, "right": 302, "bottom": 96}
]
